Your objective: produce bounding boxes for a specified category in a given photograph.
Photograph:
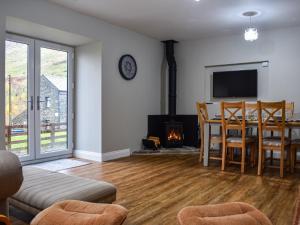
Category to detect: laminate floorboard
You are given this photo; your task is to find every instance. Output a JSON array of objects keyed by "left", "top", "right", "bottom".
[{"left": 12, "top": 155, "right": 299, "bottom": 225}]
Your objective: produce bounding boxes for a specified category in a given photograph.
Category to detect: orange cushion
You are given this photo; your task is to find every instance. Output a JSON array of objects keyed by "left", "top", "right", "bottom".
[
  {"left": 177, "top": 202, "right": 273, "bottom": 225},
  {"left": 30, "top": 200, "right": 128, "bottom": 225}
]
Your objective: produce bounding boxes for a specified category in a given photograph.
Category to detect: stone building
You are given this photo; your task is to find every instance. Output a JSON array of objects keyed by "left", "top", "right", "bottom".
[{"left": 12, "top": 75, "right": 67, "bottom": 126}]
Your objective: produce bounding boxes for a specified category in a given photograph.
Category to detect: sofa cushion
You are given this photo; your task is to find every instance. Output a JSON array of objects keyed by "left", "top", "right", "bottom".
[
  {"left": 30, "top": 200, "right": 128, "bottom": 225},
  {"left": 177, "top": 202, "right": 273, "bottom": 225},
  {"left": 10, "top": 167, "right": 116, "bottom": 215}
]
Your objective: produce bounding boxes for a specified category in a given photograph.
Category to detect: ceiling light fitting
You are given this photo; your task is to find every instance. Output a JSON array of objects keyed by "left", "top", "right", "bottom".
[{"left": 243, "top": 11, "right": 259, "bottom": 42}]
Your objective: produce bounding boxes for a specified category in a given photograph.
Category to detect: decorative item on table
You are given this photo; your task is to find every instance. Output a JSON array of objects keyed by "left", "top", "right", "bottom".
[{"left": 142, "top": 136, "right": 161, "bottom": 150}]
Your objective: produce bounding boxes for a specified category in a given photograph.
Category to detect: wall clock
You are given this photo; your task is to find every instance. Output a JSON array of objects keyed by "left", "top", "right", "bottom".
[{"left": 118, "top": 54, "right": 137, "bottom": 80}]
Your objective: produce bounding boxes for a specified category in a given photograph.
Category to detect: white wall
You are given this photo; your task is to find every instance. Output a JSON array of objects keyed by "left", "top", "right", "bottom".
[
  {"left": 0, "top": 0, "right": 162, "bottom": 154},
  {"left": 177, "top": 26, "right": 300, "bottom": 114},
  {"left": 75, "top": 42, "right": 102, "bottom": 153}
]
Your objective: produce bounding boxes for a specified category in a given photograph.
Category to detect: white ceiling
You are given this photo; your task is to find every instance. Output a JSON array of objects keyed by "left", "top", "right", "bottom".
[{"left": 47, "top": 0, "right": 300, "bottom": 41}]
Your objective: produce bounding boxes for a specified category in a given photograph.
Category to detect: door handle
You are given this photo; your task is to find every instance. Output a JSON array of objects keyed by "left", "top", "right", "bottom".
[
  {"left": 37, "top": 96, "right": 45, "bottom": 110},
  {"left": 28, "top": 96, "right": 34, "bottom": 111}
]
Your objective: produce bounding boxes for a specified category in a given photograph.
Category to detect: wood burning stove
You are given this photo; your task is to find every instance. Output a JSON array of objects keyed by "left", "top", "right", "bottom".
[
  {"left": 144, "top": 40, "right": 199, "bottom": 150},
  {"left": 164, "top": 121, "right": 183, "bottom": 148}
]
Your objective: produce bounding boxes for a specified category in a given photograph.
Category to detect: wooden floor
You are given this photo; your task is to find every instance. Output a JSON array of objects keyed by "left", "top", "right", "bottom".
[{"left": 13, "top": 155, "right": 299, "bottom": 225}]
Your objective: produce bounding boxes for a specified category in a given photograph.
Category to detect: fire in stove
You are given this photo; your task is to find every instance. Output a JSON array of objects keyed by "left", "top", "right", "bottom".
[
  {"left": 164, "top": 121, "right": 183, "bottom": 148},
  {"left": 167, "top": 129, "right": 182, "bottom": 141}
]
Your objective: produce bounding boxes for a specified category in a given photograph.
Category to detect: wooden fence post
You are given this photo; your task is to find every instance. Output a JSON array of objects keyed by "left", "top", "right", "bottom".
[{"left": 50, "top": 124, "right": 55, "bottom": 148}]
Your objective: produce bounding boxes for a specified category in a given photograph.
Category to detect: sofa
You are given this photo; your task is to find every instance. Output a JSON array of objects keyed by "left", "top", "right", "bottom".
[{"left": 0, "top": 150, "right": 23, "bottom": 216}]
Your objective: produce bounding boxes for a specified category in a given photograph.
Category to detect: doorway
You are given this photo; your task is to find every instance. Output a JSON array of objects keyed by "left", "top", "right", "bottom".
[{"left": 5, "top": 34, "right": 74, "bottom": 162}]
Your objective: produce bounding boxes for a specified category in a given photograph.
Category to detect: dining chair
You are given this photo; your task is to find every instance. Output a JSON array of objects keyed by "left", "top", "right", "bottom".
[
  {"left": 257, "top": 100, "right": 291, "bottom": 178},
  {"left": 196, "top": 102, "right": 222, "bottom": 163},
  {"left": 221, "top": 101, "right": 257, "bottom": 173},
  {"left": 261, "top": 102, "right": 294, "bottom": 166}
]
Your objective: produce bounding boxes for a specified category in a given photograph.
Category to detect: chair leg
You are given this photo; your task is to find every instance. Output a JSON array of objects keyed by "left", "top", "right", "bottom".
[
  {"left": 199, "top": 140, "right": 204, "bottom": 163},
  {"left": 280, "top": 149, "right": 284, "bottom": 178},
  {"left": 262, "top": 150, "right": 265, "bottom": 172},
  {"left": 291, "top": 145, "right": 295, "bottom": 173},
  {"left": 258, "top": 147, "right": 262, "bottom": 176},
  {"left": 221, "top": 143, "right": 227, "bottom": 171},
  {"left": 241, "top": 146, "right": 246, "bottom": 174}
]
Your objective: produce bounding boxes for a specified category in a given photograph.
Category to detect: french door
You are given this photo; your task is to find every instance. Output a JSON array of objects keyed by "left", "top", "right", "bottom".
[{"left": 5, "top": 34, "right": 74, "bottom": 162}]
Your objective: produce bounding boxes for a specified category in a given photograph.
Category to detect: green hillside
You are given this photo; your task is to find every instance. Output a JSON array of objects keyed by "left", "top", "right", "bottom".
[{"left": 5, "top": 40, "right": 67, "bottom": 77}]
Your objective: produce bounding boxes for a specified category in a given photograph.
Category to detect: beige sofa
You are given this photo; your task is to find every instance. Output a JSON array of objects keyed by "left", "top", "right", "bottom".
[{"left": 10, "top": 166, "right": 117, "bottom": 215}]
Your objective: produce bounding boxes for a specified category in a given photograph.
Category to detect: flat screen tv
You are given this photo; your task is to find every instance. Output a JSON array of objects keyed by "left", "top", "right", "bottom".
[{"left": 213, "top": 70, "right": 257, "bottom": 98}]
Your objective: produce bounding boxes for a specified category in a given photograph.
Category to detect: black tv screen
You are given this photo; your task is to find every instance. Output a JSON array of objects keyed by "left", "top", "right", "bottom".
[{"left": 213, "top": 70, "right": 257, "bottom": 98}]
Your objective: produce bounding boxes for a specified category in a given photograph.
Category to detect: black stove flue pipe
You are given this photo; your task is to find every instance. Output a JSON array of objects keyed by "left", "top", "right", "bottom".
[{"left": 163, "top": 40, "right": 178, "bottom": 117}]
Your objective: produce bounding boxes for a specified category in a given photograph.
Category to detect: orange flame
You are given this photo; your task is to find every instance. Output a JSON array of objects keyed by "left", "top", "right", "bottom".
[{"left": 168, "top": 130, "right": 182, "bottom": 141}]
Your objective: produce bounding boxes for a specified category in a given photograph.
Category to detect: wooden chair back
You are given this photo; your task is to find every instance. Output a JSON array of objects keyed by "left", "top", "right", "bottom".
[
  {"left": 221, "top": 101, "right": 246, "bottom": 142},
  {"left": 245, "top": 102, "right": 258, "bottom": 136},
  {"left": 286, "top": 102, "right": 295, "bottom": 117},
  {"left": 257, "top": 101, "right": 286, "bottom": 139},
  {"left": 245, "top": 102, "right": 258, "bottom": 119},
  {"left": 196, "top": 102, "right": 209, "bottom": 134}
]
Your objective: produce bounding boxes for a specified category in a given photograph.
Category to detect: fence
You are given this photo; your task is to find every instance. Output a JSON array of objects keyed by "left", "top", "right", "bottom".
[{"left": 5, "top": 123, "right": 67, "bottom": 154}]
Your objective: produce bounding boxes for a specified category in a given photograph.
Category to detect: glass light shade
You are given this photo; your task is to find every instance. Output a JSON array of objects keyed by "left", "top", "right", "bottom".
[{"left": 244, "top": 27, "right": 258, "bottom": 41}]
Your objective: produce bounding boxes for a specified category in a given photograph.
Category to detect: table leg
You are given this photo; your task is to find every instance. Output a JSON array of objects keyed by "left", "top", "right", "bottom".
[{"left": 203, "top": 123, "right": 210, "bottom": 167}]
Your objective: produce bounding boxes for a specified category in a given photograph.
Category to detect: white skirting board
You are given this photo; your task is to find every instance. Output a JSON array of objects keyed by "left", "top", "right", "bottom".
[
  {"left": 102, "top": 149, "right": 131, "bottom": 161},
  {"left": 74, "top": 149, "right": 131, "bottom": 162},
  {"left": 73, "top": 150, "right": 102, "bottom": 162}
]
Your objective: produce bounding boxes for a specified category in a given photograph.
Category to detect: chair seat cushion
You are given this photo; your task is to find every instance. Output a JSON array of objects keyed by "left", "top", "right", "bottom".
[
  {"left": 263, "top": 137, "right": 290, "bottom": 147},
  {"left": 177, "top": 202, "right": 273, "bottom": 225},
  {"left": 226, "top": 136, "right": 255, "bottom": 143},
  {"left": 11, "top": 167, "right": 116, "bottom": 215},
  {"left": 211, "top": 134, "right": 222, "bottom": 142},
  {"left": 30, "top": 200, "right": 128, "bottom": 225}
]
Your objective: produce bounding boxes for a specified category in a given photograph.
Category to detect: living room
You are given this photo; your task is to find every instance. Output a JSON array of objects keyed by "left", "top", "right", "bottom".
[{"left": 0, "top": 0, "right": 299, "bottom": 225}]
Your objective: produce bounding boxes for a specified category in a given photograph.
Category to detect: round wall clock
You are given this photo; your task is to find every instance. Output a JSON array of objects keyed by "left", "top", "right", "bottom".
[{"left": 118, "top": 54, "right": 137, "bottom": 80}]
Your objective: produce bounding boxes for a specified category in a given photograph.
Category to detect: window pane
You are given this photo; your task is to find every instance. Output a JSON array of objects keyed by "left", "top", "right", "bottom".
[
  {"left": 5, "top": 41, "right": 29, "bottom": 156},
  {"left": 40, "top": 47, "right": 68, "bottom": 153}
]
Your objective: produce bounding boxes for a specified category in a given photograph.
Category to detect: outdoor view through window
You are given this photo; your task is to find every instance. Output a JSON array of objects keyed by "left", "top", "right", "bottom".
[{"left": 5, "top": 39, "right": 69, "bottom": 158}]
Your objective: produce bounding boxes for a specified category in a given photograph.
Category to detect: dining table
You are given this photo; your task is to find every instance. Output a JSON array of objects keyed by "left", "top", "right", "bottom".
[{"left": 202, "top": 113, "right": 300, "bottom": 167}]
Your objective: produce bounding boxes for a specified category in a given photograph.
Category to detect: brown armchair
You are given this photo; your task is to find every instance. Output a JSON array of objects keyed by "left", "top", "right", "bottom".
[{"left": 0, "top": 150, "right": 23, "bottom": 216}]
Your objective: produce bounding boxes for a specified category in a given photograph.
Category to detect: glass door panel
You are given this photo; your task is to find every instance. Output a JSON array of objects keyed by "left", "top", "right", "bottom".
[
  {"left": 40, "top": 48, "right": 68, "bottom": 153},
  {"left": 5, "top": 35, "right": 34, "bottom": 161},
  {"left": 5, "top": 34, "right": 73, "bottom": 161},
  {"left": 35, "top": 41, "right": 73, "bottom": 158}
]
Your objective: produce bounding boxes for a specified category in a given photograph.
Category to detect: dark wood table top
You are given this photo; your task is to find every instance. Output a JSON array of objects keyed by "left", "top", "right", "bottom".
[{"left": 206, "top": 113, "right": 300, "bottom": 127}]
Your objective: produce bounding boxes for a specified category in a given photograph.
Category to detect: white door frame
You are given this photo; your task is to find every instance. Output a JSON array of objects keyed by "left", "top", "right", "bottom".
[{"left": 5, "top": 34, "right": 74, "bottom": 161}]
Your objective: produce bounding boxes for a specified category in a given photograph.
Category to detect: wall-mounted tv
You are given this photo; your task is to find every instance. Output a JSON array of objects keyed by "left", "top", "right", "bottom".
[{"left": 213, "top": 70, "right": 257, "bottom": 98}]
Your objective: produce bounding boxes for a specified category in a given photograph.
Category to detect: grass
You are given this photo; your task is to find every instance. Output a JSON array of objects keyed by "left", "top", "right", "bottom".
[{"left": 8, "top": 131, "right": 67, "bottom": 154}]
